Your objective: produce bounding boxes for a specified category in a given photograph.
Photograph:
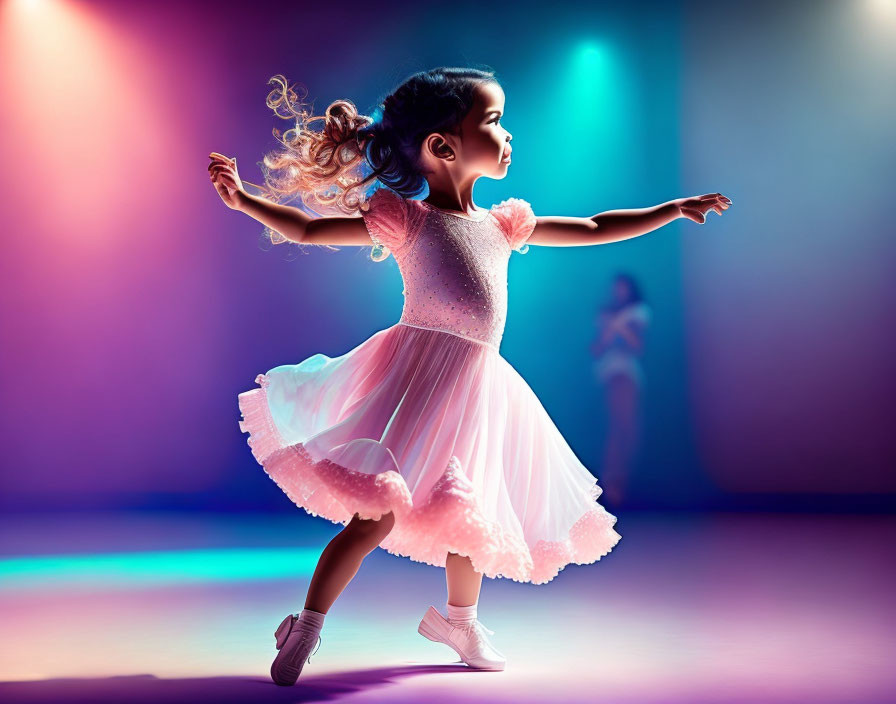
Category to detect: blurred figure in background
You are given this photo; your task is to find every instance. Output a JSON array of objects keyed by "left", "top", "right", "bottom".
[{"left": 591, "top": 274, "right": 651, "bottom": 504}]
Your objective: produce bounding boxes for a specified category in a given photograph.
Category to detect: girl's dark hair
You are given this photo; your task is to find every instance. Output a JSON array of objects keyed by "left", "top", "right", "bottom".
[
  {"left": 257, "top": 67, "right": 499, "bottom": 233},
  {"left": 356, "top": 67, "right": 498, "bottom": 199},
  {"left": 604, "top": 273, "right": 644, "bottom": 312}
]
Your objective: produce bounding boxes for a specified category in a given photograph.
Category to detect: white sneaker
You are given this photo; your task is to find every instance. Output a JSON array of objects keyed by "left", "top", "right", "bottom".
[
  {"left": 270, "top": 613, "right": 322, "bottom": 686},
  {"left": 417, "top": 606, "right": 506, "bottom": 670}
]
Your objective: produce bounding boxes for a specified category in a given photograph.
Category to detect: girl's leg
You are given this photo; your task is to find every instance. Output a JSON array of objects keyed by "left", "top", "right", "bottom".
[
  {"left": 438, "top": 552, "right": 505, "bottom": 668},
  {"left": 303, "top": 511, "right": 395, "bottom": 614},
  {"left": 602, "top": 374, "right": 639, "bottom": 501},
  {"left": 614, "top": 374, "right": 640, "bottom": 494},
  {"left": 445, "top": 551, "right": 483, "bottom": 607}
]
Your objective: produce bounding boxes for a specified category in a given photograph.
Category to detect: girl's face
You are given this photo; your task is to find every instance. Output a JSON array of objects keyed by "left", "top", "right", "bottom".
[
  {"left": 613, "top": 279, "right": 632, "bottom": 304},
  {"left": 454, "top": 81, "right": 513, "bottom": 179}
]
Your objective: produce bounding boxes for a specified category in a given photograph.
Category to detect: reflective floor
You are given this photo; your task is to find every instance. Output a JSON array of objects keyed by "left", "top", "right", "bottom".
[{"left": 1, "top": 511, "right": 893, "bottom": 703}]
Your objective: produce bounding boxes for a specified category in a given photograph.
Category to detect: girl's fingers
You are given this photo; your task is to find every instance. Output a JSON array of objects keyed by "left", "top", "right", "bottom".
[
  {"left": 700, "top": 196, "right": 730, "bottom": 211},
  {"left": 208, "top": 154, "right": 236, "bottom": 169},
  {"left": 698, "top": 193, "right": 731, "bottom": 204},
  {"left": 214, "top": 172, "right": 239, "bottom": 192},
  {"left": 682, "top": 196, "right": 730, "bottom": 222}
]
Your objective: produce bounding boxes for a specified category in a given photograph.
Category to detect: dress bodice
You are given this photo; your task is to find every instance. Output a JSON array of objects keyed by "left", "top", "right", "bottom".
[{"left": 361, "top": 189, "right": 537, "bottom": 350}]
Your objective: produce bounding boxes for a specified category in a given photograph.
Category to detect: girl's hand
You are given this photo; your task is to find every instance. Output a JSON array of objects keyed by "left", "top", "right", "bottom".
[
  {"left": 675, "top": 193, "right": 732, "bottom": 224},
  {"left": 208, "top": 152, "right": 246, "bottom": 210}
]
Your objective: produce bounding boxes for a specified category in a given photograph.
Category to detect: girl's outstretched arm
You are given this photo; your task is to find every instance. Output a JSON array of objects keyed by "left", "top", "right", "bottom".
[
  {"left": 208, "top": 152, "right": 373, "bottom": 246},
  {"left": 526, "top": 193, "right": 732, "bottom": 247},
  {"left": 608, "top": 318, "right": 645, "bottom": 353}
]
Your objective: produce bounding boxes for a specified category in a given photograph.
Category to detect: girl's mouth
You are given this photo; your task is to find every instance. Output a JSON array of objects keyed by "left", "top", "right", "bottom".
[{"left": 501, "top": 149, "right": 512, "bottom": 163}]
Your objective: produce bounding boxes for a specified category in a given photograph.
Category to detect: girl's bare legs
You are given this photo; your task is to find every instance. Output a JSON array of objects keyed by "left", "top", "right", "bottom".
[
  {"left": 445, "top": 552, "right": 483, "bottom": 606},
  {"left": 303, "top": 511, "right": 395, "bottom": 613},
  {"left": 601, "top": 374, "right": 640, "bottom": 503},
  {"left": 443, "top": 551, "right": 505, "bottom": 668}
]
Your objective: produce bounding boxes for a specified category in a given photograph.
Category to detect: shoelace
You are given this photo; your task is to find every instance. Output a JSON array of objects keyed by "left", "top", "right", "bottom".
[
  {"left": 281, "top": 617, "right": 323, "bottom": 664},
  {"left": 451, "top": 618, "right": 495, "bottom": 637},
  {"left": 306, "top": 633, "right": 322, "bottom": 663},
  {"left": 467, "top": 620, "right": 507, "bottom": 661},
  {"left": 291, "top": 628, "right": 322, "bottom": 664}
]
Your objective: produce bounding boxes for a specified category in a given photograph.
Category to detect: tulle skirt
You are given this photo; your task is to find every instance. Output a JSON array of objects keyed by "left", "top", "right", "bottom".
[{"left": 237, "top": 321, "right": 621, "bottom": 585}]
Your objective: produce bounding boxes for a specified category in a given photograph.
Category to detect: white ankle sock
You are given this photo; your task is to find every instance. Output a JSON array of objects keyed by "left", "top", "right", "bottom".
[
  {"left": 446, "top": 602, "right": 477, "bottom": 625},
  {"left": 298, "top": 608, "right": 326, "bottom": 631}
]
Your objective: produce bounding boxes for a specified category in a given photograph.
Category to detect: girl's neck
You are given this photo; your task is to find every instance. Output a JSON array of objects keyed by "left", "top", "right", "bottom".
[{"left": 422, "top": 177, "right": 480, "bottom": 217}]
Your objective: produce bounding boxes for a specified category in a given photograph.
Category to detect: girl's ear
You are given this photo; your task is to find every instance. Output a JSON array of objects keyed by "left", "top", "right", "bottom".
[{"left": 423, "top": 132, "right": 456, "bottom": 162}]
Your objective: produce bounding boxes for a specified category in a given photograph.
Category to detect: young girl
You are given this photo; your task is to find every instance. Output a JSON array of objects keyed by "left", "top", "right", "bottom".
[
  {"left": 591, "top": 274, "right": 652, "bottom": 504},
  {"left": 208, "top": 66, "right": 730, "bottom": 686}
]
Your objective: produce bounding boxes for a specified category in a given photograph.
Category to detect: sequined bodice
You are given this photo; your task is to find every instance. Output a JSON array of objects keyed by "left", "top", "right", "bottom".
[
  {"left": 395, "top": 208, "right": 511, "bottom": 349},
  {"left": 360, "top": 190, "right": 536, "bottom": 351}
]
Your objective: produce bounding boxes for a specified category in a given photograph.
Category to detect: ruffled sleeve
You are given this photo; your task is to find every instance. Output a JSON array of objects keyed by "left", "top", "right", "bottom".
[
  {"left": 492, "top": 197, "right": 537, "bottom": 253},
  {"left": 360, "top": 188, "right": 408, "bottom": 261}
]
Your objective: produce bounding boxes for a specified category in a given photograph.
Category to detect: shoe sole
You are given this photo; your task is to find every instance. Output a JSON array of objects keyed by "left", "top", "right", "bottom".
[{"left": 270, "top": 652, "right": 301, "bottom": 686}]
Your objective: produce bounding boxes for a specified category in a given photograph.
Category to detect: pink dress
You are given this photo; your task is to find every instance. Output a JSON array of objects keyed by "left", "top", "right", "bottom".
[{"left": 238, "top": 188, "right": 621, "bottom": 584}]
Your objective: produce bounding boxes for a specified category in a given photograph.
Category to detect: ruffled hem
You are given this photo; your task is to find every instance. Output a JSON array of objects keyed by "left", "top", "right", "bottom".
[
  {"left": 238, "top": 374, "right": 621, "bottom": 585},
  {"left": 238, "top": 375, "right": 414, "bottom": 522}
]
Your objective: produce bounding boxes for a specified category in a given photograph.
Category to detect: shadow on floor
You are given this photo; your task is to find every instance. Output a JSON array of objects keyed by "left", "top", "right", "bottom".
[{"left": 0, "top": 664, "right": 481, "bottom": 703}]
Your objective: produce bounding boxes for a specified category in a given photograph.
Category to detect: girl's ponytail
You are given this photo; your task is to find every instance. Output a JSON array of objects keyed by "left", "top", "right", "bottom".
[
  {"left": 258, "top": 75, "right": 377, "bottom": 225},
  {"left": 255, "top": 67, "right": 498, "bottom": 251}
]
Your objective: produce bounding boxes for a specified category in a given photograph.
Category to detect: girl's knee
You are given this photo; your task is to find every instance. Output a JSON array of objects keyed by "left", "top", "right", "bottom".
[
  {"left": 348, "top": 510, "right": 395, "bottom": 539},
  {"left": 374, "top": 510, "right": 396, "bottom": 534}
]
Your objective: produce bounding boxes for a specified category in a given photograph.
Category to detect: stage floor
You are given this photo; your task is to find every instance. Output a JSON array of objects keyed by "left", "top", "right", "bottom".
[{"left": 0, "top": 510, "right": 893, "bottom": 703}]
